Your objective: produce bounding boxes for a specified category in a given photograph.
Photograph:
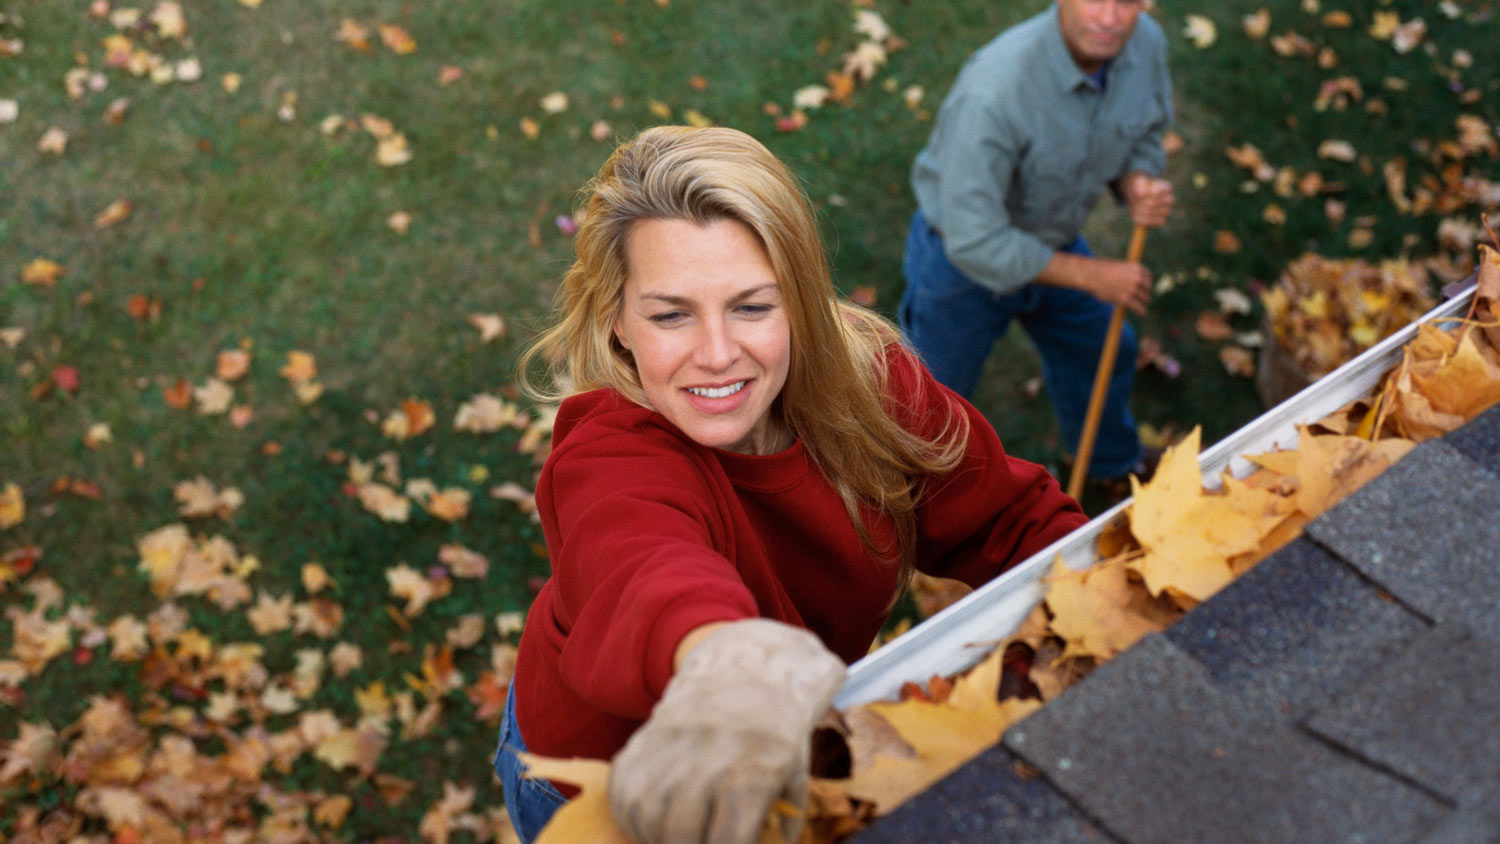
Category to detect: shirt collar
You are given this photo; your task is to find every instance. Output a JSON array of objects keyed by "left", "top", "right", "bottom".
[{"left": 1044, "top": 4, "right": 1137, "bottom": 93}]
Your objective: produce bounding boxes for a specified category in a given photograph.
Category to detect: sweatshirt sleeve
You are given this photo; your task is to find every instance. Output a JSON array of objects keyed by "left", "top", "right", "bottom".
[
  {"left": 537, "top": 420, "right": 759, "bottom": 721},
  {"left": 889, "top": 349, "right": 1088, "bottom": 585}
]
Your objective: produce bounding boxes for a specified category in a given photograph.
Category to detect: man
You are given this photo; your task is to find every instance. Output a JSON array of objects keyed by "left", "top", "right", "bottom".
[{"left": 899, "top": 0, "right": 1174, "bottom": 488}]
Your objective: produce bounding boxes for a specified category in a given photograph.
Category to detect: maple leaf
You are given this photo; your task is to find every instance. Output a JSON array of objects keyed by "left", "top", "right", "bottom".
[
  {"left": 137, "top": 524, "right": 191, "bottom": 596},
  {"left": 1317, "top": 139, "right": 1357, "bottom": 162},
  {"left": 409, "top": 644, "right": 463, "bottom": 700},
  {"left": 455, "top": 393, "right": 514, "bottom": 433},
  {"left": 215, "top": 349, "right": 251, "bottom": 381},
  {"left": 419, "top": 781, "right": 477, "bottom": 844},
  {"left": 1044, "top": 555, "right": 1166, "bottom": 662},
  {"left": 842, "top": 644, "right": 1041, "bottom": 813},
  {"left": 1219, "top": 346, "right": 1256, "bottom": 377},
  {"left": 21, "top": 258, "right": 64, "bottom": 287},
  {"left": 358, "top": 482, "right": 411, "bottom": 522},
  {"left": 173, "top": 477, "right": 242, "bottom": 519},
  {"left": 466, "top": 671, "right": 511, "bottom": 722},
  {"left": 1243, "top": 8, "right": 1271, "bottom": 38},
  {"left": 1126, "top": 428, "right": 1294, "bottom": 608},
  {"left": 193, "top": 378, "right": 234, "bottom": 414},
  {"left": 0, "top": 721, "right": 59, "bottom": 785},
  {"left": 314, "top": 794, "right": 354, "bottom": 828},
  {"left": 0, "top": 483, "right": 23, "bottom": 529},
  {"left": 423, "top": 487, "right": 471, "bottom": 522},
  {"left": 247, "top": 591, "right": 294, "bottom": 635},
  {"left": 37, "top": 127, "right": 68, "bottom": 155},
  {"left": 445, "top": 614, "right": 487, "bottom": 649},
  {"left": 335, "top": 18, "right": 371, "bottom": 50},
  {"left": 794, "top": 84, "right": 831, "bottom": 110},
  {"left": 279, "top": 350, "right": 317, "bottom": 382},
  {"left": 378, "top": 22, "right": 417, "bottom": 54},
  {"left": 329, "top": 642, "right": 363, "bottom": 677},
  {"left": 8, "top": 606, "right": 72, "bottom": 673},
  {"left": 520, "top": 756, "right": 633, "bottom": 844},
  {"left": 94, "top": 199, "right": 133, "bottom": 229},
  {"left": 842, "top": 41, "right": 886, "bottom": 81},
  {"left": 1183, "top": 15, "right": 1218, "bottom": 48},
  {"left": 292, "top": 597, "right": 344, "bottom": 638},
  {"left": 387, "top": 563, "right": 441, "bottom": 616}
]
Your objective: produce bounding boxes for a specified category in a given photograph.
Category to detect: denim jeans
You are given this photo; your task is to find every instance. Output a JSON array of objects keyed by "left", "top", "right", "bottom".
[
  {"left": 493, "top": 685, "right": 568, "bottom": 844},
  {"left": 898, "top": 209, "right": 1142, "bottom": 478}
]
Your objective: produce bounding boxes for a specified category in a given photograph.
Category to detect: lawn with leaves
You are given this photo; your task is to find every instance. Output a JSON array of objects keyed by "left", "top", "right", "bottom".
[{"left": 1, "top": 0, "right": 1496, "bottom": 841}]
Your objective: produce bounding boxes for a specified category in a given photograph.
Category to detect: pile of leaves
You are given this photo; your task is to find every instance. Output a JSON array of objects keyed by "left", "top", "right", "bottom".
[
  {"left": 1262, "top": 253, "right": 1435, "bottom": 378},
  {"left": 520, "top": 240, "right": 1500, "bottom": 843}
]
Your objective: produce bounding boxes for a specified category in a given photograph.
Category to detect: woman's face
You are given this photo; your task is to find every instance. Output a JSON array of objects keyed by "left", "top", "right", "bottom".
[{"left": 614, "top": 217, "right": 791, "bottom": 455}]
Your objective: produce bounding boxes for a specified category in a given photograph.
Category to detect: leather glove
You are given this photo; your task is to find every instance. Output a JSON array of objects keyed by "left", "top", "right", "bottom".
[{"left": 608, "top": 619, "right": 846, "bottom": 844}]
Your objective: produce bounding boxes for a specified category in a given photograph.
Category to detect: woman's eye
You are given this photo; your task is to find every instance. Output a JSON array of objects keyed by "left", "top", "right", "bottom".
[
  {"left": 736, "top": 303, "right": 773, "bottom": 316},
  {"left": 648, "top": 311, "right": 686, "bottom": 325}
]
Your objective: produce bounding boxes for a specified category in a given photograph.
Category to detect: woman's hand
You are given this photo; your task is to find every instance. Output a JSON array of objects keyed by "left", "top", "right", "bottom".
[{"left": 608, "top": 619, "right": 846, "bottom": 844}]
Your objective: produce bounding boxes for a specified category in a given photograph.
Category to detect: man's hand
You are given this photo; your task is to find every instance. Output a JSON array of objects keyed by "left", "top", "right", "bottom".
[
  {"left": 1121, "top": 172, "right": 1173, "bottom": 228},
  {"left": 1037, "top": 252, "right": 1152, "bottom": 315},
  {"left": 1086, "top": 258, "right": 1152, "bottom": 315},
  {"left": 608, "top": 620, "right": 846, "bottom": 844}
]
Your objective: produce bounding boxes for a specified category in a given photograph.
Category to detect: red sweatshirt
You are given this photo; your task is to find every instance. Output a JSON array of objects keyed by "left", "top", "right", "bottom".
[{"left": 513, "top": 347, "right": 1086, "bottom": 763}]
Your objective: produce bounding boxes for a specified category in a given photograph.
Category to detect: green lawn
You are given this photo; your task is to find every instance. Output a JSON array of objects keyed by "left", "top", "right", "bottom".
[{"left": 2, "top": 0, "right": 1495, "bottom": 839}]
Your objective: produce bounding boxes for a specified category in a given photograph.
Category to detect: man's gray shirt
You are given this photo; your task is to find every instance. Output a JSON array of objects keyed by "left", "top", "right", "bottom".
[{"left": 911, "top": 5, "right": 1172, "bottom": 294}]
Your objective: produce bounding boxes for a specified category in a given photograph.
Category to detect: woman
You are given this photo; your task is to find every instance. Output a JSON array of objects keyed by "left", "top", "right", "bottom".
[{"left": 495, "top": 125, "right": 1087, "bottom": 844}]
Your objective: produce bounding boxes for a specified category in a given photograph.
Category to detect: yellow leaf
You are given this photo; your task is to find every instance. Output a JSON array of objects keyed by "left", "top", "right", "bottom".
[
  {"left": 0, "top": 482, "right": 24, "bottom": 529},
  {"left": 377, "top": 23, "right": 416, "bottom": 54},
  {"left": 20, "top": 258, "right": 65, "bottom": 287},
  {"left": 247, "top": 591, "right": 293, "bottom": 635},
  {"left": 521, "top": 755, "right": 634, "bottom": 844},
  {"left": 314, "top": 794, "right": 353, "bottom": 828},
  {"left": 301, "top": 562, "right": 332, "bottom": 594},
  {"left": 216, "top": 349, "right": 251, "bottom": 381},
  {"left": 93, "top": 199, "right": 133, "bottom": 229},
  {"left": 1044, "top": 555, "right": 1165, "bottom": 661},
  {"left": 279, "top": 350, "right": 317, "bottom": 382}
]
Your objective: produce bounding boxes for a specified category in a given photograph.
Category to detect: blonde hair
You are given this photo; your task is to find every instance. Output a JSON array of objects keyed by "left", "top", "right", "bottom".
[{"left": 520, "top": 125, "right": 969, "bottom": 587}]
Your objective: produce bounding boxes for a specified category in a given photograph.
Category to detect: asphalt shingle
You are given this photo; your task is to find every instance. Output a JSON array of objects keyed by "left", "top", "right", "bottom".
[
  {"left": 1001, "top": 635, "right": 1445, "bottom": 844},
  {"left": 1164, "top": 536, "right": 1427, "bottom": 721},
  {"left": 1443, "top": 402, "right": 1500, "bottom": 478},
  {"left": 848, "top": 744, "right": 1114, "bottom": 844},
  {"left": 1304, "top": 623, "right": 1500, "bottom": 806},
  {"left": 1306, "top": 440, "right": 1500, "bottom": 641}
]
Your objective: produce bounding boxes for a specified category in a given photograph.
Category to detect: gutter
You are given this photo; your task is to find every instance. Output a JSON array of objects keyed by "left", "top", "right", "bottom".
[{"left": 836, "top": 277, "right": 1479, "bottom": 709}]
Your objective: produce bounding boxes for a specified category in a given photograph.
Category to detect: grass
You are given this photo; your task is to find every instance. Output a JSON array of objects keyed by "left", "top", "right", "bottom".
[{"left": 2, "top": 0, "right": 1496, "bottom": 839}]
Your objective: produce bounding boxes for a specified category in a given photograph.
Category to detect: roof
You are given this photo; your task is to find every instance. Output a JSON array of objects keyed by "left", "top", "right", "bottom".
[{"left": 854, "top": 402, "right": 1500, "bottom": 844}]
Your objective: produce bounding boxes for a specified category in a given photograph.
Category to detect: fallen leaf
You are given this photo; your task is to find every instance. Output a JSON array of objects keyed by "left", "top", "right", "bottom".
[
  {"left": 468, "top": 313, "right": 506, "bottom": 342},
  {"left": 94, "top": 199, "right": 133, "bottom": 229},
  {"left": 1243, "top": 8, "right": 1271, "bottom": 38},
  {"left": 378, "top": 23, "right": 417, "bottom": 54},
  {"left": 1317, "top": 139, "right": 1357, "bottom": 162},
  {"left": 21, "top": 258, "right": 65, "bottom": 287},
  {"left": 0, "top": 483, "right": 24, "bottom": 529},
  {"left": 1044, "top": 555, "right": 1165, "bottom": 661},
  {"left": 1183, "top": 15, "right": 1218, "bottom": 48}
]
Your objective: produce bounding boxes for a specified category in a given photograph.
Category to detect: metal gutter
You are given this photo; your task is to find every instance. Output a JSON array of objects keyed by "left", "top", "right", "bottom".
[{"left": 836, "top": 281, "right": 1478, "bottom": 709}]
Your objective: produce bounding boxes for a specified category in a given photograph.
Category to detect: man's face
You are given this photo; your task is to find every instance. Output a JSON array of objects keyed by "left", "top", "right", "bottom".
[{"left": 1056, "top": 0, "right": 1144, "bottom": 72}]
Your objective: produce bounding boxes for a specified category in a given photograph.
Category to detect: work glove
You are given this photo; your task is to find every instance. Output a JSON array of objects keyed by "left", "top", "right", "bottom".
[{"left": 608, "top": 619, "right": 846, "bottom": 844}]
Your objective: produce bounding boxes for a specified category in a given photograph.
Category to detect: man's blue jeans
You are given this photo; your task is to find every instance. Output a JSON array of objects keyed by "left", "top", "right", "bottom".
[
  {"left": 493, "top": 685, "right": 567, "bottom": 843},
  {"left": 898, "top": 210, "right": 1142, "bottom": 479}
]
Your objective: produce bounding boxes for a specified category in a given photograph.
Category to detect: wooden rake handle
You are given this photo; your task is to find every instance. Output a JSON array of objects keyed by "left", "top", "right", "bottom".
[{"left": 1066, "top": 224, "right": 1149, "bottom": 501}]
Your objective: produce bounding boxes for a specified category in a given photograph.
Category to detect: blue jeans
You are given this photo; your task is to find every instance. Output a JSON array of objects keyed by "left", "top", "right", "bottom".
[
  {"left": 898, "top": 210, "right": 1142, "bottom": 478},
  {"left": 493, "top": 685, "right": 568, "bottom": 843}
]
